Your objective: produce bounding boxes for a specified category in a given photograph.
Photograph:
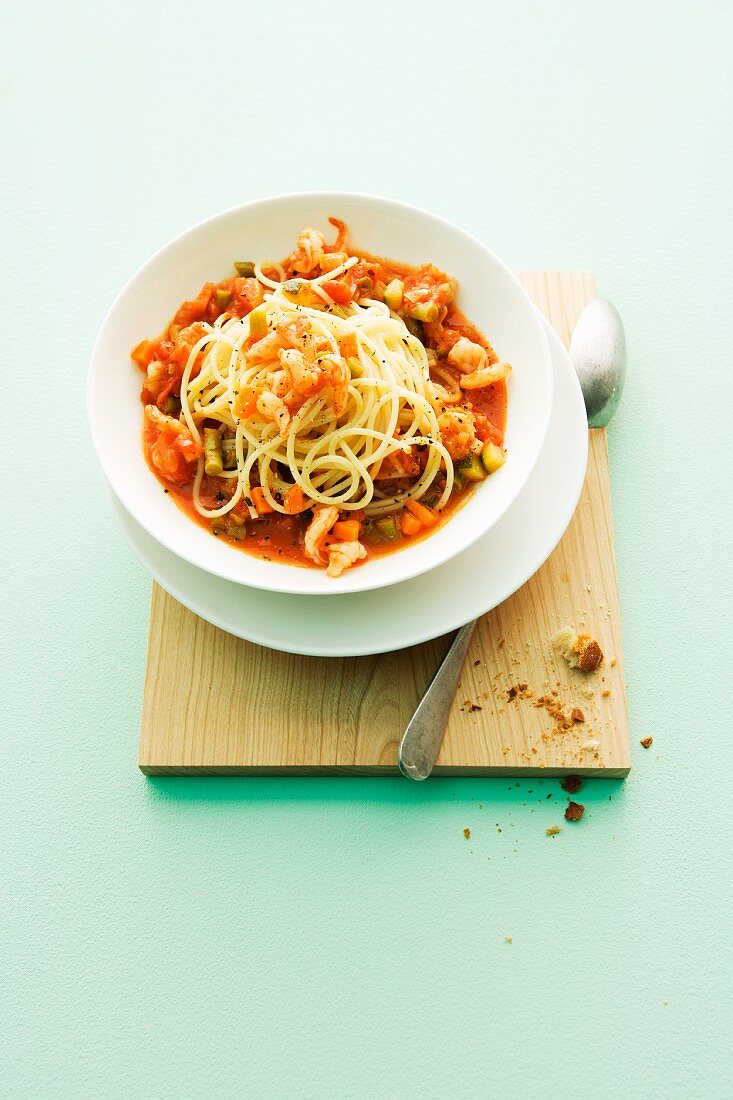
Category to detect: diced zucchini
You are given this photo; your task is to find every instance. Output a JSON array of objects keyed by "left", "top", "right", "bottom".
[
  {"left": 234, "top": 261, "right": 256, "bottom": 277},
  {"left": 216, "top": 288, "right": 232, "bottom": 310},
  {"left": 375, "top": 516, "right": 399, "bottom": 541},
  {"left": 481, "top": 442, "right": 506, "bottom": 474},
  {"left": 384, "top": 278, "right": 404, "bottom": 311},
  {"left": 408, "top": 301, "right": 440, "bottom": 324},
  {"left": 248, "top": 306, "right": 268, "bottom": 338},
  {"left": 458, "top": 453, "right": 487, "bottom": 482}
]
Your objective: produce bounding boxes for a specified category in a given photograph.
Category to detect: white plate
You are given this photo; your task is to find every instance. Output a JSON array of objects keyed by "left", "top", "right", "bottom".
[
  {"left": 89, "top": 192, "right": 553, "bottom": 595},
  {"left": 108, "top": 316, "right": 587, "bottom": 657}
]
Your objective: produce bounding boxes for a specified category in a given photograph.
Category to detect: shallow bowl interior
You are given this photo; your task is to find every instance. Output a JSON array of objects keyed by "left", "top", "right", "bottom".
[{"left": 88, "top": 193, "right": 553, "bottom": 595}]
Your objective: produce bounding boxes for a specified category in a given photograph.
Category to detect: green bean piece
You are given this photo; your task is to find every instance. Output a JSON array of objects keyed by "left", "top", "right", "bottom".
[
  {"left": 221, "top": 438, "right": 238, "bottom": 470},
  {"left": 384, "top": 278, "right": 404, "bottom": 311},
  {"left": 408, "top": 301, "right": 440, "bottom": 324},
  {"left": 234, "top": 261, "right": 256, "bottom": 277},
  {"left": 248, "top": 306, "right": 268, "bottom": 338},
  {"left": 203, "top": 427, "right": 224, "bottom": 477},
  {"left": 481, "top": 441, "right": 506, "bottom": 474},
  {"left": 216, "top": 288, "right": 232, "bottom": 310},
  {"left": 375, "top": 516, "right": 399, "bottom": 541},
  {"left": 458, "top": 453, "right": 487, "bottom": 483}
]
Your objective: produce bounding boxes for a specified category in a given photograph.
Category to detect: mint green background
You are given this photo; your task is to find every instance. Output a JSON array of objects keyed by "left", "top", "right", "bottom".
[{"left": 2, "top": 2, "right": 731, "bottom": 1097}]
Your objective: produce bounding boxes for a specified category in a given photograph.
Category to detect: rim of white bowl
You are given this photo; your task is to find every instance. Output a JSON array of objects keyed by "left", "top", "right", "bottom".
[{"left": 88, "top": 191, "right": 553, "bottom": 595}]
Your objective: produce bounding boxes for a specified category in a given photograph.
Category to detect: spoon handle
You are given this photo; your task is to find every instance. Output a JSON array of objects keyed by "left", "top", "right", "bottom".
[{"left": 398, "top": 621, "right": 477, "bottom": 780}]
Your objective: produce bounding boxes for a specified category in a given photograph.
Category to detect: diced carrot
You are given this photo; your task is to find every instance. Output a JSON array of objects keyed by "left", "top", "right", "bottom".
[
  {"left": 251, "top": 487, "right": 274, "bottom": 515},
  {"left": 338, "top": 333, "right": 358, "bottom": 359},
  {"left": 131, "top": 339, "right": 156, "bottom": 368},
  {"left": 283, "top": 485, "right": 307, "bottom": 514},
  {"left": 322, "top": 280, "right": 352, "bottom": 305},
  {"left": 400, "top": 511, "right": 423, "bottom": 537},
  {"left": 332, "top": 519, "right": 360, "bottom": 542},
  {"left": 405, "top": 499, "right": 438, "bottom": 527},
  {"left": 234, "top": 386, "right": 260, "bottom": 418}
]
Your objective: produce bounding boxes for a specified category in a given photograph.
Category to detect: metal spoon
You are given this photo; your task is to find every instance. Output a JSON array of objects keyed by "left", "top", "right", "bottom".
[{"left": 397, "top": 297, "right": 626, "bottom": 780}]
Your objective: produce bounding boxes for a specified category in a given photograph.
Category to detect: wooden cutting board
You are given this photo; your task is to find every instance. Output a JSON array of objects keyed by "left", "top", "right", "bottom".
[{"left": 139, "top": 271, "right": 630, "bottom": 777}]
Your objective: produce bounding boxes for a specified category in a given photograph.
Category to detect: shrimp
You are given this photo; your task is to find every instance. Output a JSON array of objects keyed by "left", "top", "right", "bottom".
[
  {"left": 304, "top": 505, "right": 339, "bottom": 565},
  {"left": 447, "top": 337, "right": 488, "bottom": 373},
  {"left": 326, "top": 540, "right": 367, "bottom": 578},
  {"left": 292, "top": 228, "right": 325, "bottom": 274},
  {"left": 374, "top": 445, "right": 421, "bottom": 480},
  {"left": 143, "top": 404, "right": 201, "bottom": 484},
  {"left": 278, "top": 348, "right": 350, "bottom": 415},
  {"left": 247, "top": 329, "right": 287, "bottom": 364},
  {"left": 279, "top": 348, "right": 325, "bottom": 399},
  {"left": 143, "top": 358, "right": 168, "bottom": 402},
  {"left": 256, "top": 390, "right": 290, "bottom": 437},
  {"left": 437, "top": 407, "right": 481, "bottom": 462},
  {"left": 459, "top": 362, "right": 511, "bottom": 390},
  {"left": 247, "top": 315, "right": 310, "bottom": 365},
  {"left": 447, "top": 336, "right": 510, "bottom": 390},
  {"left": 265, "top": 368, "right": 291, "bottom": 399},
  {"left": 319, "top": 354, "right": 350, "bottom": 415}
]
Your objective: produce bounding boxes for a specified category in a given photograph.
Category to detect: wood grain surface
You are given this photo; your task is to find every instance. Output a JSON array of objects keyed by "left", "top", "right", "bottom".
[{"left": 139, "top": 272, "right": 630, "bottom": 776}]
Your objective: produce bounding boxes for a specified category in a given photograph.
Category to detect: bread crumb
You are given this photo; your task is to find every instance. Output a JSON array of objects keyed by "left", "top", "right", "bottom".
[
  {"left": 561, "top": 774, "right": 583, "bottom": 794},
  {"left": 546, "top": 825, "right": 561, "bottom": 836},
  {"left": 507, "top": 682, "right": 531, "bottom": 701},
  {"left": 463, "top": 827, "right": 471, "bottom": 839},
  {"left": 504, "top": 935, "right": 513, "bottom": 944},
  {"left": 564, "top": 801, "right": 585, "bottom": 822},
  {"left": 640, "top": 736, "right": 654, "bottom": 749},
  {"left": 601, "top": 689, "right": 611, "bottom": 698},
  {"left": 580, "top": 739, "right": 600, "bottom": 751},
  {"left": 571, "top": 707, "right": 585, "bottom": 723},
  {"left": 553, "top": 627, "right": 604, "bottom": 671},
  {"left": 610, "top": 657, "right": 617, "bottom": 668},
  {"left": 533, "top": 695, "right": 575, "bottom": 736}
]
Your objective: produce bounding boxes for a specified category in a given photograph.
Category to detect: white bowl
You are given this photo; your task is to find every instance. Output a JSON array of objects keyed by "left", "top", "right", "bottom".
[{"left": 88, "top": 193, "right": 553, "bottom": 595}]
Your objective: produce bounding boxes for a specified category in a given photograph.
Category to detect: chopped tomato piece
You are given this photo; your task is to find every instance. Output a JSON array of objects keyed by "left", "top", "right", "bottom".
[
  {"left": 322, "top": 280, "right": 352, "bottom": 305},
  {"left": 173, "top": 283, "right": 215, "bottom": 329},
  {"left": 131, "top": 340, "right": 157, "bottom": 368}
]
